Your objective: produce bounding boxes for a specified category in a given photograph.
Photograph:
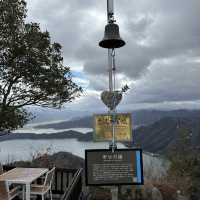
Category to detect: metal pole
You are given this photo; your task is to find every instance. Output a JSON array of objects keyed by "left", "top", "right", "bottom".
[
  {"left": 111, "top": 187, "right": 118, "bottom": 200},
  {"left": 107, "top": 0, "right": 116, "bottom": 150},
  {"left": 107, "top": 0, "right": 114, "bottom": 22},
  {"left": 108, "top": 49, "right": 113, "bottom": 92},
  {"left": 107, "top": 0, "right": 114, "bottom": 92},
  {"left": 107, "top": 1, "right": 118, "bottom": 199}
]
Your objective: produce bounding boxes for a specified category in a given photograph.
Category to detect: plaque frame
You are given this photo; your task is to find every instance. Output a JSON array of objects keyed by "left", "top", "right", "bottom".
[
  {"left": 93, "top": 113, "right": 133, "bottom": 142},
  {"left": 85, "top": 148, "right": 144, "bottom": 186}
]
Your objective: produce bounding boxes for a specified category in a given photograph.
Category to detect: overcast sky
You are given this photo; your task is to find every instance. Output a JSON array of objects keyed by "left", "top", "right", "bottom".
[{"left": 25, "top": 0, "right": 200, "bottom": 122}]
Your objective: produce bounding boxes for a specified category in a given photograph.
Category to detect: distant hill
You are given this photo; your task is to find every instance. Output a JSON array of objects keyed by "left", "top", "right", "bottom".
[
  {"left": 2, "top": 110, "right": 200, "bottom": 154},
  {"left": 12, "top": 151, "right": 84, "bottom": 169},
  {"left": 132, "top": 109, "right": 200, "bottom": 126},
  {"left": 35, "top": 116, "right": 92, "bottom": 129},
  {"left": 35, "top": 109, "right": 200, "bottom": 129},
  {"left": 0, "top": 130, "right": 92, "bottom": 142},
  {"left": 134, "top": 117, "right": 200, "bottom": 153}
]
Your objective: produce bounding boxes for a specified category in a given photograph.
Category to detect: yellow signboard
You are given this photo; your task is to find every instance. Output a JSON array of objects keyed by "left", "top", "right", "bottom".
[{"left": 93, "top": 113, "right": 132, "bottom": 141}]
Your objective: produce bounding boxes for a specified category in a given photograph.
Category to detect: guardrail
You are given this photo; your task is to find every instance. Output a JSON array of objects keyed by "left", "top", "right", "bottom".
[
  {"left": 52, "top": 168, "right": 78, "bottom": 195},
  {"left": 61, "top": 168, "right": 83, "bottom": 200}
]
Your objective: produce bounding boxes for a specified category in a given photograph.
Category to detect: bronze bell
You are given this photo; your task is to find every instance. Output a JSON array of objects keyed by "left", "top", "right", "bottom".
[{"left": 99, "top": 23, "right": 125, "bottom": 49}]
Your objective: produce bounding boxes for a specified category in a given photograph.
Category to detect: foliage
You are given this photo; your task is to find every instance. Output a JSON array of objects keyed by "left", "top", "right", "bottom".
[
  {"left": 167, "top": 126, "right": 200, "bottom": 198},
  {"left": 0, "top": 106, "right": 30, "bottom": 130},
  {"left": 169, "top": 151, "right": 200, "bottom": 178},
  {"left": 168, "top": 127, "right": 200, "bottom": 177},
  {"left": 121, "top": 84, "right": 129, "bottom": 93},
  {"left": 0, "top": 0, "right": 82, "bottom": 130}
]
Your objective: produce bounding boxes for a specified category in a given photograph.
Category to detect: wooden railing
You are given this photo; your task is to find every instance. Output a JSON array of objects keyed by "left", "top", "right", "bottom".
[{"left": 3, "top": 165, "right": 83, "bottom": 200}]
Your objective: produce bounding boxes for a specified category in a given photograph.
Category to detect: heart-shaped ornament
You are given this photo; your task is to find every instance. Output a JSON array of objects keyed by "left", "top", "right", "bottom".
[{"left": 101, "top": 91, "right": 122, "bottom": 110}]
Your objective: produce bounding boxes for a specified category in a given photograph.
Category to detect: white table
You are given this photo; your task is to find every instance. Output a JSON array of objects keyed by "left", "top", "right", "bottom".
[{"left": 0, "top": 167, "right": 48, "bottom": 200}]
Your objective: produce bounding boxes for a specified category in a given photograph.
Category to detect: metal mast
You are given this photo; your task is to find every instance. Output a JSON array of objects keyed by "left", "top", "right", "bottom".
[
  {"left": 107, "top": 0, "right": 116, "bottom": 151},
  {"left": 107, "top": 2, "right": 118, "bottom": 199},
  {"left": 107, "top": 0, "right": 114, "bottom": 92}
]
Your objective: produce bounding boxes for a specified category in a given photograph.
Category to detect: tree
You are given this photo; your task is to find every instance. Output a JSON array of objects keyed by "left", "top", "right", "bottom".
[
  {"left": 0, "top": 0, "right": 82, "bottom": 131},
  {"left": 168, "top": 126, "right": 193, "bottom": 176},
  {"left": 167, "top": 125, "right": 200, "bottom": 199}
]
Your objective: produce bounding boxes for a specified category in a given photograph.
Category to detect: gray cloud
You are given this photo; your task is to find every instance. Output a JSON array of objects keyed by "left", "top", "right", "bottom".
[
  {"left": 123, "top": 57, "right": 200, "bottom": 104},
  {"left": 25, "top": 0, "right": 200, "bottom": 111}
]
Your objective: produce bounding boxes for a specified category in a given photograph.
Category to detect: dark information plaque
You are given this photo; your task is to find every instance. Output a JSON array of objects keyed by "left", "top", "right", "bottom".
[{"left": 85, "top": 148, "right": 144, "bottom": 186}]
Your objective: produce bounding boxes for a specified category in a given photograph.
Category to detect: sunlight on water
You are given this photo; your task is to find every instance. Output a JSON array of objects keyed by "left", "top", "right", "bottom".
[{"left": 13, "top": 127, "right": 93, "bottom": 134}]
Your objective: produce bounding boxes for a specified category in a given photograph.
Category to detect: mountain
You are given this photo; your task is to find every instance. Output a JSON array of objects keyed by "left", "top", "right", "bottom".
[
  {"left": 2, "top": 109, "right": 200, "bottom": 154},
  {"left": 134, "top": 117, "right": 200, "bottom": 153},
  {"left": 35, "top": 116, "right": 92, "bottom": 129},
  {"left": 12, "top": 151, "right": 84, "bottom": 169},
  {"left": 28, "top": 107, "right": 89, "bottom": 124},
  {"left": 0, "top": 130, "right": 92, "bottom": 142},
  {"left": 35, "top": 109, "right": 200, "bottom": 129},
  {"left": 131, "top": 109, "right": 200, "bottom": 126}
]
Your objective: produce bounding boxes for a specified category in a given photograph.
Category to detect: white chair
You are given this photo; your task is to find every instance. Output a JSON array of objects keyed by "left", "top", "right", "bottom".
[
  {"left": 30, "top": 167, "right": 55, "bottom": 200},
  {"left": 0, "top": 180, "right": 20, "bottom": 200}
]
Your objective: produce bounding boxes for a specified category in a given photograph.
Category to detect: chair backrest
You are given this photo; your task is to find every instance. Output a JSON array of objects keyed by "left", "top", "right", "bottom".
[
  {"left": 0, "top": 180, "right": 9, "bottom": 200},
  {"left": 44, "top": 167, "right": 55, "bottom": 188},
  {"left": 0, "top": 164, "right": 3, "bottom": 175}
]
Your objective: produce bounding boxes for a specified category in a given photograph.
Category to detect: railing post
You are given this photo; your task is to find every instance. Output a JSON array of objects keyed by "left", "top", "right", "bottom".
[{"left": 111, "top": 187, "right": 118, "bottom": 200}]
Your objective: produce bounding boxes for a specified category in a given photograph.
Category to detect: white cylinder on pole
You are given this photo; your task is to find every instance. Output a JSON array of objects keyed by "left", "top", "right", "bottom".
[{"left": 107, "top": 0, "right": 114, "bottom": 17}]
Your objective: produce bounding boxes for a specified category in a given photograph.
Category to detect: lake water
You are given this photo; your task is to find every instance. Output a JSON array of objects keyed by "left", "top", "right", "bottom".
[
  {"left": 0, "top": 124, "right": 169, "bottom": 179},
  {"left": 13, "top": 126, "right": 93, "bottom": 134},
  {"left": 0, "top": 138, "right": 125, "bottom": 163}
]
